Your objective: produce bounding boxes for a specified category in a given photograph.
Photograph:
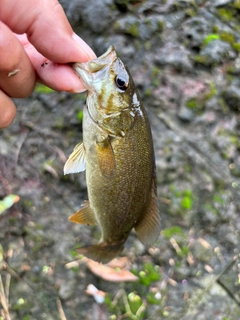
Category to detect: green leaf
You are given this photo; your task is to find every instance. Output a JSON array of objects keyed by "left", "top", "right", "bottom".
[
  {"left": 128, "top": 292, "right": 142, "bottom": 315},
  {"left": 138, "top": 263, "right": 161, "bottom": 286},
  {"left": 0, "top": 194, "right": 20, "bottom": 214}
]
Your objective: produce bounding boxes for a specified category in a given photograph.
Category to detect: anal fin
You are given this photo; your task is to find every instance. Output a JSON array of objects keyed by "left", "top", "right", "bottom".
[{"left": 69, "top": 201, "right": 97, "bottom": 225}]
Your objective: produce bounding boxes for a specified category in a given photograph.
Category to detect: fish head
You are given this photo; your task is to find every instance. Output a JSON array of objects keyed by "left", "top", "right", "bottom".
[{"left": 73, "top": 46, "right": 139, "bottom": 135}]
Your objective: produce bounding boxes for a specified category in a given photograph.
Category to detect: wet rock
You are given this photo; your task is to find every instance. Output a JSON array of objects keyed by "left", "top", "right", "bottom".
[
  {"left": 178, "top": 106, "right": 195, "bottom": 122},
  {"left": 218, "top": 255, "right": 240, "bottom": 304},
  {"left": 162, "top": 10, "right": 187, "bottom": 29},
  {"left": 212, "top": 0, "right": 233, "bottom": 6},
  {"left": 155, "top": 42, "right": 193, "bottom": 71},
  {"left": 181, "top": 16, "right": 212, "bottom": 49},
  {"left": 226, "top": 56, "right": 240, "bottom": 75},
  {"left": 58, "top": 278, "right": 76, "bottom": 300},
  {"left": 196, "top": 40, "right": 236, "bottom": 66},
  {"left": 222, "top": 79, "right": 240, "bottom": 112},
  {"left": 137, "top": 0, "right": 176, "bottom": 14},
  {"left": 114, "top": 15, "right": 163, "bottom": 40},
  {"left": 61, "top": 0, "right": 117, "bottom": 33},
  {"left": 230, "top": 155, "right": 240, "bottom": 177}
]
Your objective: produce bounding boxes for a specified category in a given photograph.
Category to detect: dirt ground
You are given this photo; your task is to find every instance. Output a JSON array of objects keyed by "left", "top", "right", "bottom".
[{"left": 1, "top": 0, "right": 240, "bottom": 319}]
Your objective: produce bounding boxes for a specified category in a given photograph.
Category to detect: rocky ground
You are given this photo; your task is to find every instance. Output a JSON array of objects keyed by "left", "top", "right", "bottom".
[{"left": 1, "top": 0, "right": 240, "bottom": 319}]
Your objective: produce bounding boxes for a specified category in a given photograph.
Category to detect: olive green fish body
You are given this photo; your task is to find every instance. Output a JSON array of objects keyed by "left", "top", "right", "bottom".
[{"left": 64, "top": 47, "right": 160, "bottom": 263}]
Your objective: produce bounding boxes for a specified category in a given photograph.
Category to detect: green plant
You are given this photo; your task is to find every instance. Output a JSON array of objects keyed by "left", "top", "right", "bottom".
[
  {"left": 138, "top": 263, "right": 161, "bottom": 286},
  {"left": 35, "top": 83, "right": 55, "bottom": 93},
  {"left": 203, "top": 34, "right": 220, "bottom": 46},
  {"left": 0, "top": 195, "right": 20, "bottom": 215},
  {"left": 77, "top": 110, "right": 83, "bottom": 123}
]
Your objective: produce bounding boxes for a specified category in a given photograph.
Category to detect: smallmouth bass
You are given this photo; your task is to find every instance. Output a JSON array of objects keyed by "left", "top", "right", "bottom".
[{"left": 64, "top": 46, "right": 160, "bottom": 263}]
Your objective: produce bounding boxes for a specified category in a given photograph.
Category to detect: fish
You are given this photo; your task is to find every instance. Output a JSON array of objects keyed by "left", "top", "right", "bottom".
[{"left": 64, "top": 46, "right": 160, "bottom": 263}]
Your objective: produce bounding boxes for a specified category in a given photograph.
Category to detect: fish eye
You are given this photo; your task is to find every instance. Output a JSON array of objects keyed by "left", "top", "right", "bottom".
[{"left": 115, "top": 75, "right": 129, "bottom": 90}]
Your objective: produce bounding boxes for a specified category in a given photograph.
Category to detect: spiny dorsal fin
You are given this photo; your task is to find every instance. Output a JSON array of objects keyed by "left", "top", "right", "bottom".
[
  {"left": 134, "top": 176, "right": 160, "bottom": 246},
  {"left": 69, "top": 201, "right": 97, "bottom": 225},
  {"left": 96, "top": 137, "right": 115, "bottom": 177},
  {"left": 64, "top": 142, "right": 86, "bottom": 175}
]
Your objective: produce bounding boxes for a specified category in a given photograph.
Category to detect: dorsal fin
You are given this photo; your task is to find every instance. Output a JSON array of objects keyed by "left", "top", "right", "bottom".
[{"left": 64, "top": 142, "right": 86, "bottom": 175}]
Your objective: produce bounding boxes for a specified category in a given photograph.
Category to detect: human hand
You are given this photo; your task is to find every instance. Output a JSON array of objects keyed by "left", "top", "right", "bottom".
[{"left": 0, "top": 0, "right": 96, "bottom": 128}]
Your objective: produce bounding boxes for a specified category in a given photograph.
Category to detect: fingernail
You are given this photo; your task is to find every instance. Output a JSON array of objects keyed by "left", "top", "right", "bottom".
[{"left": 72, "top": 33, "right": 96, "bottom": 61}]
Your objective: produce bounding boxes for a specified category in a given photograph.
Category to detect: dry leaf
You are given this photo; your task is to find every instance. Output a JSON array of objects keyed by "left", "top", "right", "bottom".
[
  {"left": 107, "top": 257, "right": 130, "bottom": 269},
  {"left": 86, "top": 259, "right": 138, "bottom": 282}
]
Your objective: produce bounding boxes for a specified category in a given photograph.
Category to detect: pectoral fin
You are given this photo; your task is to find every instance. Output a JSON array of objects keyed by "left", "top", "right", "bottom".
[
  {"left": 69, "top": 201, "right": 97, "bottom": 225},
  {"left": 64, "top": 142, "right": 86, "bottom": 175},
  {"left": 96, "top": 137, "right": 115, "bottom": 177},
  {"left": 134, "top": 176, "right": 161, "bottom": 245}
]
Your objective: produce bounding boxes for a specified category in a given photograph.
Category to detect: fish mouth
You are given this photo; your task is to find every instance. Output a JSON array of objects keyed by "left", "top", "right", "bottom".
[{"left": 73, "top": 46, "right": 117, "bottom": 89}]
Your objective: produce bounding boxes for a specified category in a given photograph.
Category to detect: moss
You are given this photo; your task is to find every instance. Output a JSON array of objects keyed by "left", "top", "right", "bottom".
[
  {"left": 22, "top": 199, "right": 34, "bottom": 209},
  {"left": 127, "top": 23, "right": 139, "bottom": 37},
  {"left": 203, "top": 34, "right": 220, "bottom": 46},
  {"left": 77, "top": 110, "right": 83, "bottom": 123},
  {"left": 212, "top": 25, "right": 219, "bottom": 33},
  {"left": 151, "top": 66, "right": 160, "bottom": 87},
  {"left": 219, "top": 32, "right": 235, "bottom": 45},
  {"left": 233, "top": 42, "right": 240, "bottom": 52},
  {"left": 186, "top": 98, "right": 204, "bottom": 114},
  {"left": 204, "top": 82, "right": 217, "bottom": 100},
  {"left": 185, "top": 164, "right": 192, "bottom": 172},
  {"left": 226, "top": 65, "right": 236, "bottom": 74},
  {"left": 186, "top": 98, "right": 198, "bottom": 109},
  {"left": 217, "top": 8, "right": 234, "bottom": 21},
  {"left": 185, "top": 8, "right": 197, "bottom": 17},
  {"left": 53, "top": 117, "right": 64, "bottom": 129},
  {"left": 144, "top": 88, "right": 153, "bottom": 97},
  {"left": 113, "top": 21, "right": 121, "bottom": 31},
  {"left": 144, "top": 41, "right": 151, "bottom": 51},
  {"left": 186, "top": 83, "right": 216, "bottom": 115},
  {"left": 194, "top": 54, "right": 211, "bottom": 66},
  {"left": 232, "top": 0, "right": 240, "bottom": 9},
  {"left": 157, "top": 20, "right": 164, "bottom": 32}
]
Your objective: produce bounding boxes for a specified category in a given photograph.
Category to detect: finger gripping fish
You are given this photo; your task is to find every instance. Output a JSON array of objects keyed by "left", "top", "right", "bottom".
[{"left": 64, "top": 46, "right": 160, "bottom": 263}]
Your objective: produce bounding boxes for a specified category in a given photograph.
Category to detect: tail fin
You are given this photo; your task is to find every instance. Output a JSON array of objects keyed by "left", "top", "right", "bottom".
[{"left": 75, "top": 243, "right": 124, "bottom": 264}]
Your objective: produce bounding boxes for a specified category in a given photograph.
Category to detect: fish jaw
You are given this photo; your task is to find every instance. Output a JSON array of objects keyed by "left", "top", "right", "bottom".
[{"left": 73, "top": 46, "right": 117, "bottom": 91}]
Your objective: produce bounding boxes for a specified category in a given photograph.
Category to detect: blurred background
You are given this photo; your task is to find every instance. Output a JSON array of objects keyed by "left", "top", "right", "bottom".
[{"left": 1, "top": 0, "right": 240, "bottom": 319}]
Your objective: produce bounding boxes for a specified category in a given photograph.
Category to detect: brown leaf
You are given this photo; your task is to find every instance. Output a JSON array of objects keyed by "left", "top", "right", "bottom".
[{"left": 86, "top": 259, "right": 138, "bottom": 282}]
